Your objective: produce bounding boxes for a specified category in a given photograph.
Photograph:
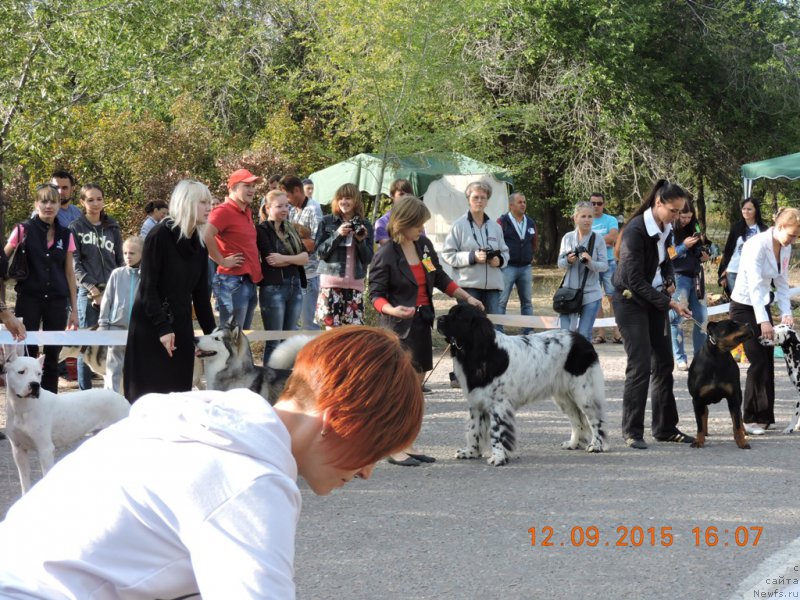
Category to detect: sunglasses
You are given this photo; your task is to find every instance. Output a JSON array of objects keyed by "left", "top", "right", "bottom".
[{"left": 591, "top": 201, "right": 604, "bottom": 206}]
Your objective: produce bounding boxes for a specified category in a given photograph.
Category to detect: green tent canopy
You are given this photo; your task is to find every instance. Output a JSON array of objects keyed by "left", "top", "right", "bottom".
[
  {"left": 307, "top": 152, "right": 513, "bottom": 205},
  {"left": 741, "top": 151, "right": 800, "bottom": 198}
]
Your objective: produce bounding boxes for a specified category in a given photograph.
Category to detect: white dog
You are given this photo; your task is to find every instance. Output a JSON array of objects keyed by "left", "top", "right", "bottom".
[{"left": 3, "top": 350, "right": 130, "bottom": 494}]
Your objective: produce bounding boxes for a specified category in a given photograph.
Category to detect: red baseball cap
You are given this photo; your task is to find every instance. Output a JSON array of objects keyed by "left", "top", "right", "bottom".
[{"left": 227, "top": 168, "right": 263, "bottom": 189}]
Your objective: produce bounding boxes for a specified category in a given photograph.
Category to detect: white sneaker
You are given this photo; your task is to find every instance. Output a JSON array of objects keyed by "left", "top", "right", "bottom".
[
  {"left": 676, "top": 361, "right": 688, "bottom": 371},
  {"left": 745, "top": 423, "right": 766, "bottom": 436}
]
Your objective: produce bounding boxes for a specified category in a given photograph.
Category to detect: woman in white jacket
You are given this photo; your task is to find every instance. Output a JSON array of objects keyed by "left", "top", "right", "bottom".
[
  {"left": 557, "top": 202, "right": 608, "bottom": 341},
  {"left": 730, "top": 207, "right": 800, "bottom": 435},
  {"left": 0, "top": 327, "right": 423, "bottom": 599},
  {"left": 441, "top": 180, "right": 509, "bottom": 314}
]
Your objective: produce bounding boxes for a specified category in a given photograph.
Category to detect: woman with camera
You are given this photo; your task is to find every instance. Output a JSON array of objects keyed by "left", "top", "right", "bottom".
[
  {"left": 669, "top": 200, "right": 709, "bottom": 371},
  {"left": 613, "top": 180, "right": 694, "bottom": 450},
  {"left": 314, "top": 183, "right": 374, "bottom": 328},
  {"left": 556, "top": 201, "right": 607, "bottom": 341},
  {"left": 441, "top": 181, "right": 509, "bottom": 313}
]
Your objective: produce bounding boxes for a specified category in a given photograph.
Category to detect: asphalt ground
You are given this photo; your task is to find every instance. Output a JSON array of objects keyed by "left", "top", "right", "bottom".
[{"left": 2, "top": 340, "right": 800, "bottom": 599}]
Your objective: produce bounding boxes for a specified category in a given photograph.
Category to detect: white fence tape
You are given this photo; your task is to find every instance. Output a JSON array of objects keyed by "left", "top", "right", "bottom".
[{"left": 3, "top": 287, "right": 799, "bottom": 346}]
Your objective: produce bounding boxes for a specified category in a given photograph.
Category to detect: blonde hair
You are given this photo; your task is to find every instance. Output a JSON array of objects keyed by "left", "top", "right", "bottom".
[
  {"left": 35, "top": 183, "right": 59, "bottom": 206},
  {"left": 572, "top": 201, "right": 593, "bottom": 217},
  {"left": 123, "top": 236, "right": 143, "bottom": 251},
  {"left": 258, "top": 190, "right": 289, "bottom": 223},
  {"left": 388, "top": 196, "right": 430, "bottom": 243},
  {"left": 775, "top": 207, "right": 800, "bottom": 228},
  {"left": 168, "top": 179, "right": 211, "bottom": 242}
]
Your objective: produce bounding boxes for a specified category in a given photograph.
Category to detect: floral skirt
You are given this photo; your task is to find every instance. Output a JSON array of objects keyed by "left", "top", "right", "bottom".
[{"left": 315, "top": 287, "right": 365, "bottom": 328}]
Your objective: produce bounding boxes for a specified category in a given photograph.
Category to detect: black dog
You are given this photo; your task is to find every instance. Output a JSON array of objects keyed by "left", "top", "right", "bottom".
[{"left": 687, "top": 319, "right": 754, "bottom": 449}]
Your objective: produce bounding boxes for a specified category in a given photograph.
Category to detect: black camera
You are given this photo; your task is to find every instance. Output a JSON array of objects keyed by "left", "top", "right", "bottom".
[
  {"left": 481, "top": 248, "right": 502, "bottom": 261},
  {"left": 348, "top": 215, "right": 367, "bottom": 237},
  {"left": 572, "top": 246, "right": 589, "bottom": 263}
]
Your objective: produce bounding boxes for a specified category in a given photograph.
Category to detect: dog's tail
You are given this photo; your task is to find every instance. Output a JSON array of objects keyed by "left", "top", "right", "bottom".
[
  {"left": 267, "top": 335, "right": 312, "bottom": 370},
  {"left": 58, "top": 346, "right": 82, "bottom": 361}
]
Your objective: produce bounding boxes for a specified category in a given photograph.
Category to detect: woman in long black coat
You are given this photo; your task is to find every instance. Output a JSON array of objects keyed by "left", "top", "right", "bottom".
[{"left": 124, "top": 180, "right": 216, "bottom": 402}]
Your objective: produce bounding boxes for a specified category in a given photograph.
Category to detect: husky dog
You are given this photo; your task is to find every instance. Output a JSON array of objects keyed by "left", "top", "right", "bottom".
[
  {"left": 2, "top": 349, "right": 130, "bottom": 494},
  {"left": 194, "top": 323, "right": 310, "bottom": 405},
  {"left": 60, "top": 342, "right": 205, "bottom": 390},
  {"left": 59, "top": 343, "right": 107, "bottom": 377}
]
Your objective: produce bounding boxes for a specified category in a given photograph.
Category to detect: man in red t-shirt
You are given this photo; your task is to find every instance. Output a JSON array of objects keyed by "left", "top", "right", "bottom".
[{"left": 204, "top": 169, "right": 264, "bottom": 329}]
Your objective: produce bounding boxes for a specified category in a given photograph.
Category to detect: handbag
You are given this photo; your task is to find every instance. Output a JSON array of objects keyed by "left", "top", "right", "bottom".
[
  {"left": 7, "top": 224, "right": 29, "bottom": 281},
  {"left": 552, "top": 233, "right": 596, "bottom": 315}
]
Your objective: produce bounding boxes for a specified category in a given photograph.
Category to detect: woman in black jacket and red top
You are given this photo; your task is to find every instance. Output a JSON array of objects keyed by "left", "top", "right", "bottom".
[
  {"left": 369, "top": 196, "right": 483, "bottom": 466},
  {"left": 256, "top": 190, "right": 308, "bottom": 362},
  {"left": 612, "top": 180, "right": 693, "bottom": 450}
]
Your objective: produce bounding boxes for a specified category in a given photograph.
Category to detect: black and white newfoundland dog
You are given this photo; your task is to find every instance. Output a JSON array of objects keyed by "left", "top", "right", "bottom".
[{"left": 436, "top": 304, "right": 607, "bottom": 466}]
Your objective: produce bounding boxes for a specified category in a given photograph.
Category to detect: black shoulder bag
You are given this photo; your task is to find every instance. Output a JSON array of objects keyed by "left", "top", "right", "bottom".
[
  {"left": 7, "top": 224, "right": 29, "bottom": 281},
  {"left": 552, "top": 233, "right": 596, "bottom": 315}
]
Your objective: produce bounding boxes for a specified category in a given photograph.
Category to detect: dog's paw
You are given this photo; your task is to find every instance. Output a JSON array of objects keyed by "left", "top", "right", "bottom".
[
  {"left": 585, "top": 440, "right": 605, "bottom": 453},
  {"left": 561, "top": 440, "right": 581, "bottom": 450},
  {"left": 486, "top": 453, "right": 509, "bottom": 466},
  {"left": 455, "top": 448, "right": 481, "bottom": 460},
  {"left": 783, "top": 426, "right": 796, "bottom": 435},
  {"left": 690, "top": 440, "right": 704, "bottom": 448}
]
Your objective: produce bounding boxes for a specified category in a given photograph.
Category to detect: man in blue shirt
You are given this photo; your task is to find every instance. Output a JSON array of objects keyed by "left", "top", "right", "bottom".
[
  {"left": 590, "top": 193, "right": 621, "bottom": 343},
  {"left": 497, "top": 192, "right": 537, "bottom": 334},
  {"left": 51, "top": 170, "right": 83, "bottom": 228}
]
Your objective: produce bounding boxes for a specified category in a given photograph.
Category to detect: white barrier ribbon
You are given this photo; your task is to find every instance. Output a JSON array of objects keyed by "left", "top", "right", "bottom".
[{"left": 3, "top": 287, "right": 798, "bottom": 345}]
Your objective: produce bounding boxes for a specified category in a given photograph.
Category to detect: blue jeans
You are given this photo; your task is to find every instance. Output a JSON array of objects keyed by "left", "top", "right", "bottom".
[
  {"left": 460, "top": 287, "right": 501, "bottom": 329},
  {"left": 77, "top": 287, "right": 100, "bottom": 390},
  {"left": 299, "top": 275, "right": 320, "bottom": 331},
  {"left": 499, "top": 264, "right": 533, "bottom": 334},
  {"left": 259, "top": 276, "right": 304, "bottom": 361},
  {"left": 559, "top": 299, "right": 602, "bottom": 342},
  {"left": 669, "top": 274, "right": 707, "bottom": 364},
  {"left": 598, "top": 259, "right": 616, "bottom": 295},
  {"left": 726, "top": 271, "right": 737, "bottom": 295},
  {"left": 213, "top": 273, "right": 257, "bottom": 329}
]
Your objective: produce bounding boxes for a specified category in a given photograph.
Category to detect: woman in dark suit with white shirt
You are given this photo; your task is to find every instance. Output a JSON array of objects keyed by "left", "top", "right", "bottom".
[
  {"left": 612, "top": 180, "right": 694, "bottom": 450},
  {"left": 729, "top": 207, "right": 800, "bottom": 435},
  {"left": 369, "top": 196, "right": 482, "bottom": 466}
]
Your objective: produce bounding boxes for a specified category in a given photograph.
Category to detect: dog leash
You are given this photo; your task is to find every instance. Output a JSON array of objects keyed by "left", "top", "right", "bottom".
[{"left": 423, "top": 344, "right": 451, "bottom": 388}]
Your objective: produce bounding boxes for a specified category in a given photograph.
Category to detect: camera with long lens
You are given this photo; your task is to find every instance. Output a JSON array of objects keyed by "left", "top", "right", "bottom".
[
  {"left": 348, "top": 215, "right": 367, "bottom": 237},
  {"left": 571, "top": 245, "right": 589, "bottom": 263}
]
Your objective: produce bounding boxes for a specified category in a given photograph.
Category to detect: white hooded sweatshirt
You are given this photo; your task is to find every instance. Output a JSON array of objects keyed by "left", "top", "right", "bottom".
[{"left": 0, "top": 389, "right": 301, "bottom": 599}]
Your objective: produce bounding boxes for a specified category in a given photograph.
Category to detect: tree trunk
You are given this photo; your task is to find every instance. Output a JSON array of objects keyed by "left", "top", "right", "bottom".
[
  {"left": 537, "top": 167, "right": 561, "bottom": 265},
  {"left": 695, "top": 169, "right": 706, "bottom": 231}
]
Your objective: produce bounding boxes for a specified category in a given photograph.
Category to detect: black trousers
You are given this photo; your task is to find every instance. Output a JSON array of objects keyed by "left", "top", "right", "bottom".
[
  {"left": 613, "top": 298, "right": 681, "bottom": 440},
  {"left": 729, "top": 300, "right": 774, "bottom": 425},
  {"left": 14, "top": 294, "right": 69, "bottom": 394}
]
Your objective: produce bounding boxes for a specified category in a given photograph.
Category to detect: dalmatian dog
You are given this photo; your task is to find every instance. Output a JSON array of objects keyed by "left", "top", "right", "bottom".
[
  {"left": 436, "top": 304, "right": 607, "bottom": 466},
  {"left": 769, "top": 324, "right": 800, "bottom": 434}
]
